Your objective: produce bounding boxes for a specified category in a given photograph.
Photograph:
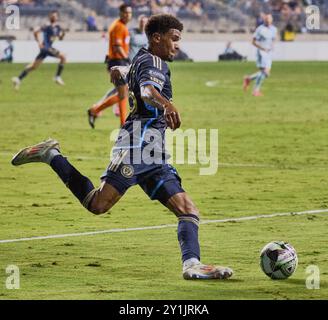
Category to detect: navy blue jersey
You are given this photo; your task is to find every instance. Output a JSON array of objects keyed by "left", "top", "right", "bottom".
[
  {"left": 41, "top": 24, "right": 62, "bottom": 48},
  {"left": 113, "top": 48, "right": 173, "bottom": 173},
  {"left": 127, "top": 47, "right": 172, "bottom": 121}
]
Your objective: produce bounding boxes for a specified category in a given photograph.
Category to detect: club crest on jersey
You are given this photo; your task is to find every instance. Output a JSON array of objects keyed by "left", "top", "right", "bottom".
[{"left": 120, "top": 165, "right": 134, "bottom": 178}]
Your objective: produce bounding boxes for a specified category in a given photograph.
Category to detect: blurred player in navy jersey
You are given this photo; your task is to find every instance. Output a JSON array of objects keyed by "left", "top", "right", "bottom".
[
  {"left": 243, "top": 13, "right": 277, "bottom": 96},
  {"left": 12, "top": 10, "right": 66, "bottom": 90},
  {"left": 11, "top": 14, "right": 233, "bottom": 280}
]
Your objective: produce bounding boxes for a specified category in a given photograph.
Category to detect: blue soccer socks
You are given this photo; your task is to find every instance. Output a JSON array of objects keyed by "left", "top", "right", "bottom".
[
  {"left": 177, "top": 214, "right": 201, "bottom": 262},
  {"left": 50, "top": 155, "right": 95, "bottom": 209}
]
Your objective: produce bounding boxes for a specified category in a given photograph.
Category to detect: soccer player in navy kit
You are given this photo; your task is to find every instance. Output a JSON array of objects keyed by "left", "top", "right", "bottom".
[
  {"left": 12, "top": 10, "right": 66, "bottom": 90},
  {"left": 11, "top": 14, "right": 233, "bottom": 280}
]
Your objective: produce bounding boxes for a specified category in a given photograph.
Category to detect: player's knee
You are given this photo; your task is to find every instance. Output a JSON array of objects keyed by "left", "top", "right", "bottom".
[
  {"left": 59, "top": 55, "right": 66, "bottom": 64},
  {"left": 175, "top": 201, "right": 199, "bottom": 217},
  {"left": 264, "top": 69, "right": 270, "bottom": 77},
  {"left": 28, "top": 64, "right": 36, "bottom": 71},
  {"left": 188, "top": 206, "right": 199, "bottom": 217},
  {"left": 88, "top": 199, "right": 113, "bottom": 215}
]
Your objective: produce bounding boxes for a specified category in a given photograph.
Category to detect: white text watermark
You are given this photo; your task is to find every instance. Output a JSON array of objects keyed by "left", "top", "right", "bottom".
[
  {"left": 109, "top": 123, "right": 219, "bottom": 176},
  {"left": 5, "top": 265, "right": 20, "bottom": 289},
  {"left": 2, "top": 3, "right": 20, "bottom": 30},
  {"left": 305, "top": 5, "right": 320, "bottom": 30}
]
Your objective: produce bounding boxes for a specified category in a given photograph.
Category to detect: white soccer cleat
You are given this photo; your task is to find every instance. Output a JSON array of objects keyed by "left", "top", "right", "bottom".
[
  {"left": 54, "top": 76, "right": 65, "bottom": 86},
  {"left": 183, "top": 261, "right": 233, "bottom": 280},
  {"left": 11, "top": 138, "right": 60, "bottom": 166},
  {"left": 12, "top": 77, "right": 21, "bottom": 90}
]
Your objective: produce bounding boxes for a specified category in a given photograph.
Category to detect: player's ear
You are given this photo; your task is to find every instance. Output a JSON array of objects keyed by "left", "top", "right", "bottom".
[{"left": 152, "top": 32, "right": 161, "bottom": 44}]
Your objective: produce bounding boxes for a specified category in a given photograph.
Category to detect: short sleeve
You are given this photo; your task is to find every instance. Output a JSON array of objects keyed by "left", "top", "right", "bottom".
[{"left": 137, "top": 56, "right": 166, "bottom": 92}]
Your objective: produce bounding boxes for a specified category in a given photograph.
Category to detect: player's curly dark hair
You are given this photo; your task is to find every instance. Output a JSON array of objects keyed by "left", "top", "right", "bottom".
[
  {"left": 145, "top": 14, "right": 183, "bottom": 39},
  {"left": 119, "top": 4, "right": 131, "bottom": 12}
]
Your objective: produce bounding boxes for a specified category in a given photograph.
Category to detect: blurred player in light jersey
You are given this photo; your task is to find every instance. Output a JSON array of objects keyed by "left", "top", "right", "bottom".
[
  {"left": 87, "top": 4, "right": 132, "bottom": 128},
  {"left": 12, "top": 11, "right": 66, "bottom": 90},
  {"left": 243, "top": 13, "right": 277, "bottom": 96}
]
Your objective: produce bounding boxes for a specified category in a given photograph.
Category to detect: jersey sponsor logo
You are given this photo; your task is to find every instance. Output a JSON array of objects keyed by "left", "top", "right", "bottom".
[
  {"left": 150, "top": 76, "right": 164, "bottom": 87},
  {"left": 148, "top": 69, "right": 165, "bottom": 80},
  {"left": 120, "top": 164, "right": 134, "bottom": 178}
]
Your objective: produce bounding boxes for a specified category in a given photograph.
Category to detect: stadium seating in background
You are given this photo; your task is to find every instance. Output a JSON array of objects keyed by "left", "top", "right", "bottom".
[{"left": 1, "top": 0, "right": 328, "bottom": 34}]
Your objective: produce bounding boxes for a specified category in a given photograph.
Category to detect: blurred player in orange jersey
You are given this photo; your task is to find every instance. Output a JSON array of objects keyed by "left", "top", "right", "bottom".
[{"left": 87, "top": 4, "right": 132, "bottom": 128}]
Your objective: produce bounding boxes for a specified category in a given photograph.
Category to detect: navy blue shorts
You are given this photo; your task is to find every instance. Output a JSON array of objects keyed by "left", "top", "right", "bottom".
[
  {"left": 101, "top": 163, "right": 185, "bottom": 205},
  {"left": 36, "top": 48, "right": 60, "bottom": 60}
]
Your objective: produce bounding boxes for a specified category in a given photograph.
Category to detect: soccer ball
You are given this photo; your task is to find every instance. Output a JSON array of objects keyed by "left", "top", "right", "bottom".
[{"left": 260, "top": 241, "right": 298, "bottom": 279}]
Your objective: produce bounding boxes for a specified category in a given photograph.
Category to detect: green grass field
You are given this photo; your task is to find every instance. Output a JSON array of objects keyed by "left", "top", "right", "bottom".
[{"left": 0, "top": 62, "right": 328, "bottom": 300}]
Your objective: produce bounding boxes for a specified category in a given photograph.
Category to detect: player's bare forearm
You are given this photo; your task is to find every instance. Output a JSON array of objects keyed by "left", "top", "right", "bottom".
[
  {"left": 59, "top": 30, "right": 66, "bottom": 40},
  {"left": 140, "top": 85, "right": 170, "bottom": 110},
  {"left": 33, "top": 28, "right": 42, "bottom": 47},
  {"left": 140, "top": 85, "right": 181, "bottom": 130},
  {"left": 252, "top": 39, "right": 267, "bottom": 52}
]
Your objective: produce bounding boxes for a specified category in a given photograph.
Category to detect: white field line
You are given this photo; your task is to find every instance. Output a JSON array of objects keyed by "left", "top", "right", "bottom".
[
  {"left": 0, "top": 209, "right": 327, "bottom": 244},
  {"left": 2, "top": 152, "right": 328, "bottom": 169},
  {"left": 0, "top": 151, "right": 289, "bottom": 169}
]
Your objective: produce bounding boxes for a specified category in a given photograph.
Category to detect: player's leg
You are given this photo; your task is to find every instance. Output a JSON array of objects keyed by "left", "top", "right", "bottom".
[
  {"left": 244, "top": 51, "right": 261, "bottom": 91},
  {"left": 12, "top": 58, "right": 43, "bottom": 89},
  {"left": 11, "top": 139, "right": 123, "bottom": 215},
  {"left": 252, "top": 52, "right": 272, "bottom": 96},
  {"left": 87, "top": 84, "right": 128, "bottom": 129},
  {"left": 117, "top": 84, "right": 128, "bottom": 127},
  {"left": 243, "top": 69, "right": 262, "bottom": 91},
  {"left": 244, "top": 51, "right": 265, "bottom": 92},
  {"left": 54, "top": 52, "right": 66, "bottom": 85},
  {"left": 90, "top": 83, "right": 128, "bottom": 127},
  {"left": 88, "top": 180, "right": 122, "bottom": 214},
  {"left": 86, "top": 52, "right": 128, "bottom": 128},
  {"left": 87, "top": 88, "right": 120, "bottom": 128},
  {"left": 139, "top": 166, "right": 233, "bottom": 280},
  {"left": 87, "top": 59, "right": 126, "bottom": 128},
  {"left": 165, "top": 192, "right": 233, "bottom": 280},
  {"left": 253, "top": 67, "right": 270, "bottom": 96}
]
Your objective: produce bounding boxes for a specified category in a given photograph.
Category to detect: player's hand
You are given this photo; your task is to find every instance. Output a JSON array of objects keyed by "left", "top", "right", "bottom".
[
  {"left": 110, "top": 67, "right": 123, "bottom": 86},
  {"left": 38, "top": 43, "right": 44, "bottom": 49},
  {"left": 164, "top": 103, "right": 181, "bottom": 131}
]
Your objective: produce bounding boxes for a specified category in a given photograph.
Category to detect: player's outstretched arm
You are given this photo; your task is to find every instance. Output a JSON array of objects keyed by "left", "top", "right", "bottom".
[
  {"left": 33, "top": 27, "right": 43, "bottom": 48},
  {"left": 140, "top": 84, "right": 181, "bottom": 130},
  {"left": 59, "top": 29, "right": 66, "bottom": 41}
]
